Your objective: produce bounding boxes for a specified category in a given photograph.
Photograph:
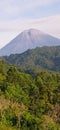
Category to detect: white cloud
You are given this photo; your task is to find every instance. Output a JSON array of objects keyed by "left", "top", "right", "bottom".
[{"left": 31, "top": 15, "right": 60, "bottom": 38}]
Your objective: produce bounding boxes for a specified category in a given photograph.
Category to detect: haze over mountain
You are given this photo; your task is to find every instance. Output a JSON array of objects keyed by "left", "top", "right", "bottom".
[
  {"left": 0, "top": 28, "right": 60, "bottom": 56},
  {"left": 3, "top": 46, "right": 60, "bottom": 72}
]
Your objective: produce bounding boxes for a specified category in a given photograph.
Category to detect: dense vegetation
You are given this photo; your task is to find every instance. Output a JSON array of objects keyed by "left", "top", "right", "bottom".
[
  {"left": 0, "top": 59, "right": 60, "bottom": 130},
  {"left": 3, "top": 46, "right": 60, "bottom": 72}
]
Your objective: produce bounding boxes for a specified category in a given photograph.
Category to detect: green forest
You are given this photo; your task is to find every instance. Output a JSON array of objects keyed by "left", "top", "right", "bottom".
[
  {"left": 3, "top": 46, "right": 60, "bottom": 72},
  {"left": 0, "top": 58, "right": 60, "bottom": 130}
]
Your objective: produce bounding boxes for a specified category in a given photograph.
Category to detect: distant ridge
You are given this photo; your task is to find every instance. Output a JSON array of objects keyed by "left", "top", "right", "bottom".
[
  {"left": 0, "top": 28, "right": 60, "bottom": 56},
  {"left": 3, "top": 46, "right": 60, "bottom": 71}
]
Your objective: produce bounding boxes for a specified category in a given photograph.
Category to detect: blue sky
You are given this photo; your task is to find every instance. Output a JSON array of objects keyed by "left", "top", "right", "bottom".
[
  {"left": 0, "top": 0, "right": 60, "bottom": 21},
  {"left": 0, "top": 0, "right": 60, "bottom": 48}
]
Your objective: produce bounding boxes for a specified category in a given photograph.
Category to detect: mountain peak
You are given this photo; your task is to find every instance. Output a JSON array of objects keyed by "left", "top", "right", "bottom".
[
  {"left": 0, "top": 28, "right": 60, "bottom": 56},
  {"left": 21, "top": 28, "right": 44, "bottom": 36}
]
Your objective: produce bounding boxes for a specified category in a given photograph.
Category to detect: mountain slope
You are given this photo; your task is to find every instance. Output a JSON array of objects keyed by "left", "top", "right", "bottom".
[
  {"left": 3, "top": 46, "right": 60, "bottom": 71},
  {"left": 0, "top": 29, "right": 60, "bottom": 56}
]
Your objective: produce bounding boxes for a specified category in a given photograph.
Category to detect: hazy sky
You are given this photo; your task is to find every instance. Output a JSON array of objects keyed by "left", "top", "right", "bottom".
[{"left": 0, "top": 0, "right": 60, "bottom": 48}]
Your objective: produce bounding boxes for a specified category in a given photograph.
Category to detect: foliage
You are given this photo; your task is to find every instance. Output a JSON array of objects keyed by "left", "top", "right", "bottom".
[{"left": 0, "top": 59, "right": 60, "bottom": 129}]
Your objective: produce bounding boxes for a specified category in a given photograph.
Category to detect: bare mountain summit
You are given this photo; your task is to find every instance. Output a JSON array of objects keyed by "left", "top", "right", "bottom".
[{"left": 0, "top": 29, "right": 60, "bottom": 56}]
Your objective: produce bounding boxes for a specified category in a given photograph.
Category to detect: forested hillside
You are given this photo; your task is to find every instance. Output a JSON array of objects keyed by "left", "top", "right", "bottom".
[
  {"left": 0, "top": 59, "right": 60, "bottom": 130},
  {"left": 3, "top": 46, "right": 60, "bottom": 72}
]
